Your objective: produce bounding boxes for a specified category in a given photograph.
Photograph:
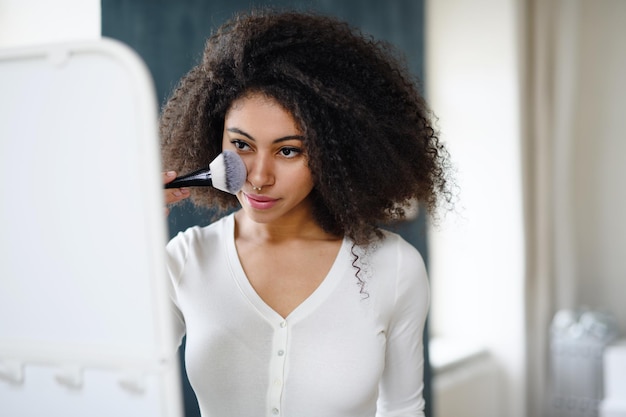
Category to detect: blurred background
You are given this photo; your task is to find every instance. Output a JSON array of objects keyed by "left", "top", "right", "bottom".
[{"left": 1, "top": 1, "right": 625, "bottom": 417}]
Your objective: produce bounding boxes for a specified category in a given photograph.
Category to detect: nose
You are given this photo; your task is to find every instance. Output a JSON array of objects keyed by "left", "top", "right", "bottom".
[{"left": 246, "top": 152, "right": 274, "bottom": 189}]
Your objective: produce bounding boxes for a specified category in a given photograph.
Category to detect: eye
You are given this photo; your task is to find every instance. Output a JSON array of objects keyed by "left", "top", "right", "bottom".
[
  {"left": 279, "top": 147, "right": 303, "bottom": 159},
  {"left": 230, "top": 139, "right": 251, "bottom": 151}
]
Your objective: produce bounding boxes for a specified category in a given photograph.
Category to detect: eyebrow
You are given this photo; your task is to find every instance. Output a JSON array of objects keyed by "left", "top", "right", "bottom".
[{"left": 226, "top": 127, "right": 305, "bottom": 143}]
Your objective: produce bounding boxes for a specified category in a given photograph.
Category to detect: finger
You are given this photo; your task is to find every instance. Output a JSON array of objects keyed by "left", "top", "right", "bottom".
[
  {"left": 163, "top": 171, "right": 177, "bottom": 185},
  {"left": 165, "top": 187, "right": 190, "bottom": 205}
]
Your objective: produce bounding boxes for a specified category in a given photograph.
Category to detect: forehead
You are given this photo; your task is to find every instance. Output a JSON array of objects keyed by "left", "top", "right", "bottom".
[{"left": 225, "top": 93, "right": 302, "bottom": 136}]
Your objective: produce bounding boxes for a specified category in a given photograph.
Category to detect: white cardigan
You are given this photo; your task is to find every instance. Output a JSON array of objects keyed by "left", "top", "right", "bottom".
[{"left": 166, "top": 213, "right": 429, "bottom": 417}]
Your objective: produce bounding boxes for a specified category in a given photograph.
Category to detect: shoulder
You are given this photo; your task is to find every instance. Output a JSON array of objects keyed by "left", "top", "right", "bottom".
[
  {"left": 363, "top": 230, "right": 429, "bottom": 304},
  {"left": 166, "top": 214, "right": 232, "bottom": 265},
  {"left": 373, "top": 229, "right": 427, "bottom": 275}
]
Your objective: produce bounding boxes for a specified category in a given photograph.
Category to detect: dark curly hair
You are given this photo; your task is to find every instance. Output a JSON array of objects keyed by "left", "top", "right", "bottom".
[{"left": 160, "top": 8, "right": 452, "bottom": 245}]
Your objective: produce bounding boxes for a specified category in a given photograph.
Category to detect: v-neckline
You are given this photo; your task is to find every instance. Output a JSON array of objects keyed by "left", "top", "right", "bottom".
[{"left": 223, "top": 214, "right": 350, "bottom": 323}]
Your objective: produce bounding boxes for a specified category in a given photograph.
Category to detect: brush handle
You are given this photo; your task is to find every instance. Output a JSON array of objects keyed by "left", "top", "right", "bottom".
[{"left": 164, "top": 167, "right": 212, "bottom": 188}]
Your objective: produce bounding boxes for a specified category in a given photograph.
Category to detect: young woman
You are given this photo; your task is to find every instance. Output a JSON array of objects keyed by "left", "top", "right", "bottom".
[{"left": 162, "top": 9, "right": 451, "bottom": 417}]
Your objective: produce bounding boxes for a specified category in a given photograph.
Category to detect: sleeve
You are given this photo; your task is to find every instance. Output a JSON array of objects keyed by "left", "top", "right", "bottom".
[
  {"left": 164, "top": 231, "right": 190, "bottom": 351},
  {"left": 376, "top": 239, "right": 431, "bottom": 417}
]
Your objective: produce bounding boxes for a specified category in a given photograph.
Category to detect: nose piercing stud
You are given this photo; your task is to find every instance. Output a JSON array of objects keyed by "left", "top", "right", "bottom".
[{"left": 252, "top": 185, "right": 262, "bottom": 191}]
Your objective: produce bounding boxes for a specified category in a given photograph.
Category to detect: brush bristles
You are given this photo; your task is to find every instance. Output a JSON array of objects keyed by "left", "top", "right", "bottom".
[{"left": 209, "top": 151, "right": 247, "bottom": 194}]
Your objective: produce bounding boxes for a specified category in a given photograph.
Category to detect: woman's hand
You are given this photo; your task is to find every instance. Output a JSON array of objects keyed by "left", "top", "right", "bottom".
[{"left": 163, "top": 171, "right": 190, "bottom": 216}]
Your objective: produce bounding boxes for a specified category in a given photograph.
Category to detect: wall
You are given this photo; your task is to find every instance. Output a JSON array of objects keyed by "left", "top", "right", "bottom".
[
  {"left": 426, "top": 1, "right": 626, "bottom": 417},
  {"left": 0, "top": 0, "right": 100, "bottom": 48},
  {"left": 425, "top": 0, "right": 525, "bottom": 417},
  {"left": 573, "top": 0, "right": 626, "bottom": 336}
]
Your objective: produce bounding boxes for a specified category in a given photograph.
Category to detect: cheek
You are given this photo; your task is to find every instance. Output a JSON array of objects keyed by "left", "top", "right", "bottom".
[
  {"left": 300, "top": 158, "right": 315, "bottom": 188},
  {"left": 295, "top": 169, "right": 315, "bottom": 194},
  {"left": 293, "top": 158, "right": 312, "bottom": 180},
  {"left": 234, "top": 191, "right": 246, "bottom": 207}
]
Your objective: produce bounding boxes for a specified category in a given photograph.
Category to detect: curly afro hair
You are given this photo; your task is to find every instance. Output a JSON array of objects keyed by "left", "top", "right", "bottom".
[{"left": 160, "top": 8, "right": 452, "bottom": 245}]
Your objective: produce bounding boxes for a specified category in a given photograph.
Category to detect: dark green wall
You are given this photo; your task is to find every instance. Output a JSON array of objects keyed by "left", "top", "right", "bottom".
[{"left": 102, "top": 2, "right": 431, "bottom": 416}]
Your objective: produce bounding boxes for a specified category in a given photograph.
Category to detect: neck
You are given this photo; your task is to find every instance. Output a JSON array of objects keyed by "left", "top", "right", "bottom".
[{"left": 234, "top": 210, "right": 338, "bottom": 243}]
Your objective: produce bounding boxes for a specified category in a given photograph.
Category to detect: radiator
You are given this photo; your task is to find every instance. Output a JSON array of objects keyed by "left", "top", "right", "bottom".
[{"left": 549, "top": 309, "right": 619, "bottom": 417}]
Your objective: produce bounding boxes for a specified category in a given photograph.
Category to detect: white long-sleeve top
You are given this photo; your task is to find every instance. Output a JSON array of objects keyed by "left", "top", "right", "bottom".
[{"left": 166, "top": 213, "right": 430, "bottom": 417}]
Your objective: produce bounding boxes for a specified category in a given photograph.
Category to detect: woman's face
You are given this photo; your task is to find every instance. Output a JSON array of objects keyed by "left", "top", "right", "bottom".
[{"left": 222, "top": 93, "right": 315, "bottom": 226}]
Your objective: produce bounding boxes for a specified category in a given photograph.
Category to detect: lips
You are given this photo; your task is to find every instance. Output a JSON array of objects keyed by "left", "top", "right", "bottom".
[{"left": 244, "top": 193, "right": 279, "bottom": 210}]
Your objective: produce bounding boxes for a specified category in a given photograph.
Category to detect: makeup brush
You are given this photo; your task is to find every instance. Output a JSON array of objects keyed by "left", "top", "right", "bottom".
[{"left": 164, "top": 151, "right": 247, "bottom": 194}]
